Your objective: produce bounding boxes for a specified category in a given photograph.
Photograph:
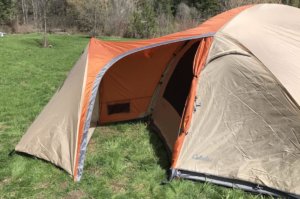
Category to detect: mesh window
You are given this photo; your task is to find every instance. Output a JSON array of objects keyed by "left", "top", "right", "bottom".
[{"left": 107, "top": 102, "right": 130, "bottom": 115}]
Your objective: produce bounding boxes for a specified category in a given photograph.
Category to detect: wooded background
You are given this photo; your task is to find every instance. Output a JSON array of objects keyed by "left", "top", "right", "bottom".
[{"left": 1, "top": 0, "right": 300, "bottom": 38}]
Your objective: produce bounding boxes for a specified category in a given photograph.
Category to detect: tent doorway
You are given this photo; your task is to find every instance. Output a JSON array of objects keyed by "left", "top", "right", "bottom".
[
  {"left": 151, "top": 40, "right": 200, "bottom": 150},
  {"left": 163, "top": 41, "right": 199, "bottom": 116}
]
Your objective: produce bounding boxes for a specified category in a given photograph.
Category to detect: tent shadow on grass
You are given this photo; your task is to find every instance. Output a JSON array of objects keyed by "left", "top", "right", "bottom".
[
  {"left": 102, "top": 119, "right": 171, "bottom": 172},
  {"left": 147, "top": 123, "right": 171, "bottom": 172}
]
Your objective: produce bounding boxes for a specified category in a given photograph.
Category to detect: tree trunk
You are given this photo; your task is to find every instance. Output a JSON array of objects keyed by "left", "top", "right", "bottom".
[
  {"left": 93, "top": 6, "right": 97, "bottom": 36},
  {"left": 31, "top": 0, "right": 38, "bottom": 28},
  {"left": 43, "top": 10, "right": 48, "bottom": 47},
  {"left": 25, "top": 0, "right": 28, "bottom": 24},
  {"left": 42, "top": 0, "right": 48, "bottom": 48},
  {"left": 21, "top": 0, "right": 26, "bottom": 24}
]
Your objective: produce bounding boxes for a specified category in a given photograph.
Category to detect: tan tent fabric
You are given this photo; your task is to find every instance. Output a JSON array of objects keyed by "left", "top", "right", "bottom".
[
  {"left": 220, "top": 4, "right": 300, "bottom": 107},
  {"left": 175, "top": 34, "right": 300, "bottom": 195},
  {"left": 152, "top": 98, "right": 181, "bottom": 149},
  {"left": 15, "top": 48, "right": 89, "bottom": 175}
]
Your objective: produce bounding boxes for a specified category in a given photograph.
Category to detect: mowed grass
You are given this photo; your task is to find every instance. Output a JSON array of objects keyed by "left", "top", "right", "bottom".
[{"left": 0, "top": 34, "right": 267, "bottom": 198}]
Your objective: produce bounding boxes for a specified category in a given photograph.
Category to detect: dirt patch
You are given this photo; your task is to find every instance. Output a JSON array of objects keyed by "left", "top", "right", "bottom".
[
  {"left": 35, "top": 182, "right": 49, "bottom": 190},
  {"left": 97, "top": 126, "right": 120, "bottom": 135},
  {"left": 110, "top": 180, "right": 127, "bottom": 193},
  {"left": 87, "top": 138, "right": 97, "bottom": 153},
  {"left": 60, "top": 181, "right": 68, "bottom": 190},
  {"left": 0, "top": 122, "right": 9, "bottom": 132},
  {"left": 64, "top": 190, "right": 86, "bottom": 199},
  {"left": 0, "top": 178, "right": 12, "bottom": 186},
  {"left": 88, "top": 126, "right": 120, "bottom": 153},
  {"left": 86, "top": 166, "right": 102, "bottom": 178}
]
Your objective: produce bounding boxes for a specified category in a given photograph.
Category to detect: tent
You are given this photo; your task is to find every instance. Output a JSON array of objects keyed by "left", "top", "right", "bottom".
[{"left": 16, "top": 4, "right": 300, "bottom": 198}]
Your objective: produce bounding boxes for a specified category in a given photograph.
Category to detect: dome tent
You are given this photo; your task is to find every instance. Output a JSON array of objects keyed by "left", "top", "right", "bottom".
[{"left": 16, "top": 4, "right": 300, "bottom": 198}]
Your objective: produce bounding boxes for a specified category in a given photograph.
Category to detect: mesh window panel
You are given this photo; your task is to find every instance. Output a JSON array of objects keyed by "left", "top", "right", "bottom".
[{"left": 107, "top": 102, "right": 130, "bottom": 115}]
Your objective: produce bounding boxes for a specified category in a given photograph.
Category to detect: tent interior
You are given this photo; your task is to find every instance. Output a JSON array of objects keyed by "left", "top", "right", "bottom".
[{"left": 89, "top": 39, "right": 201, "bottom": 151}]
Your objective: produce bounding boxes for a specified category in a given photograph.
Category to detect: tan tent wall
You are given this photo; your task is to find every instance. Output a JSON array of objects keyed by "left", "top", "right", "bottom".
[
  {"left": 220, "top": 4, "right": 300, "bottom": 107},
  {"left": 15, "top": 48, "right": 89, "bottom": 175},
  {"left": 175, "top": 33, "right": 300, "bottom": 196}
]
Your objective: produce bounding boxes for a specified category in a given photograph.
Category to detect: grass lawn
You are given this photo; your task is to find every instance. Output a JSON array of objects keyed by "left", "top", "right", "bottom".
[{"left": 0, "top": 34, "right": 267, "bottom": 199}]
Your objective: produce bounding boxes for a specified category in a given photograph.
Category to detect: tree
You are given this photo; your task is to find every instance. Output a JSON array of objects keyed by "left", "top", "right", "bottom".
[
  {"left": 3, "top": 0, "right": 300, "bottom": 39},
  {"left": 282, "top": 0, "right": 300, "bottom": 7},
  {"left": 102, "top": 0, "right": 136, "bottom": 36},
  {"left": 189, "top": 0, "right": 221, "bottom": 17},
  {"left": 0, "top": 0, "right": 15, "bottom": 24},
  {"left": 21, "top": 0, "right": 28, "bottom": 24},
  {"left": 154, "top": 0, "right": 174, "bottom": 16},
  {"left": 67, "top": 0, "right": 104, "bottom": 35},
  {"left": 154, "top": 0, "right": 176, "bottom": 35},
  {"left": 40, "top": 0, "right": 49, "bottom": 47},
  {"left": 221, "top": 0, "right": 282, "bottom": 10},
  {"left": 31, "top": 0, "right": 38, "bottom": 27},
  {"left": 129, "top": 0, "right": 157, "bottom": 38}
]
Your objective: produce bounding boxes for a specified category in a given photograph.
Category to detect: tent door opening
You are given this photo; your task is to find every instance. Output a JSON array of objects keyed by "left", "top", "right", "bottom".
[
  {"left": 151, "top": 41, "right": 200, "bottom": 150},
  {"left": 163, "top": 41, "right": 199, "bottom": 116}
]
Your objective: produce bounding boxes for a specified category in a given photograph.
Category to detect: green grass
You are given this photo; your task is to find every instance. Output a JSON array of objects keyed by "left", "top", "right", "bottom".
[{"left": 0, "top": 33, "right": 267, "bottom": 198}]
